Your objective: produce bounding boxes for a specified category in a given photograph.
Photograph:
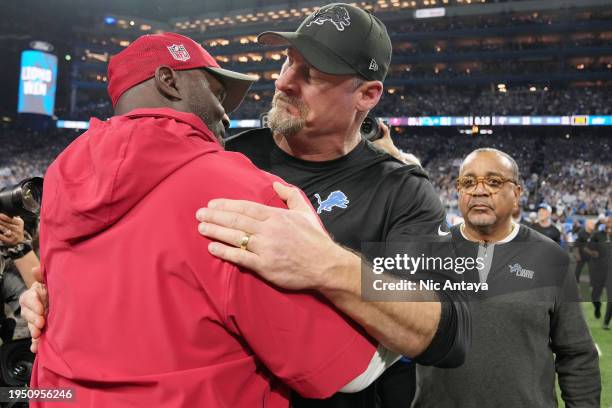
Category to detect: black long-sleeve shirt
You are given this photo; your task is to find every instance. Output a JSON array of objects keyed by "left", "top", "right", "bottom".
[{"left": 226, "top": 128, "right": 471, "bottom": 407}]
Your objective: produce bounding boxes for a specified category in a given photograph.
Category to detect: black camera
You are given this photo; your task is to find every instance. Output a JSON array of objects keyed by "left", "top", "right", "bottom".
[
  {"left": 0, "top": 177, "right": 43, "bottom": 218},
  {"left": 360, "top": 115, "right": 383, "bottom": 141}
]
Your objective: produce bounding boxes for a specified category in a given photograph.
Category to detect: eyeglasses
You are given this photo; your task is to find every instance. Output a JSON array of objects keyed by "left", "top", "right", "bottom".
[{"left": 456, "top": 175, "right": 518, "bottom": 193}]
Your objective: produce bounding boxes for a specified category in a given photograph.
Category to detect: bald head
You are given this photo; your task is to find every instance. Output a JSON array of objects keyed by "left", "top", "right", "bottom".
[{"left": 460, "top": 148, "right": 519, "bottom": 183}]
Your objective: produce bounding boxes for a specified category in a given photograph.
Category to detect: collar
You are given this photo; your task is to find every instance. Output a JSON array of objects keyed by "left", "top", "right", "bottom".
[
  {"left": 460, "top": 221, "right": 520, "bottom": 244},
  {"left": 121, "top": 108, "right": 219, "bottom": 145}
]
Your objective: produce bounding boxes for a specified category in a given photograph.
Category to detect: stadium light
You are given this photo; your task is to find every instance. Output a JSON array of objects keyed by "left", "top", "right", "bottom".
[{"left": 104, "top": 16, "right": 116, "bottom": 25}]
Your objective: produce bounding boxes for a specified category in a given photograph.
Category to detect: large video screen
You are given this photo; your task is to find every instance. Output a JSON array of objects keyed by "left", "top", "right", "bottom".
[{"left": 17, "top": 50, "right": 58, "bottom": 116}]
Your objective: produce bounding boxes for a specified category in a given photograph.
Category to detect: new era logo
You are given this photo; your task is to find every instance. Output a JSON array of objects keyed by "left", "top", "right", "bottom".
[
  {"left": 167, "top": 44, "right": 190, "bottom": 61},
  {"left": 369, "top": 59, "right": 378, "bottom": 71}
]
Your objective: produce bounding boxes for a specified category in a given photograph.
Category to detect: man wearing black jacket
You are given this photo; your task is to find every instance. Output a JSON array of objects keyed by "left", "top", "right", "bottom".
[
  {"left": 412, "top": 148, "right": 600, "bottom": 407},
  {"left": 197, "top": 3, "right": 470, "bottom": 407}
]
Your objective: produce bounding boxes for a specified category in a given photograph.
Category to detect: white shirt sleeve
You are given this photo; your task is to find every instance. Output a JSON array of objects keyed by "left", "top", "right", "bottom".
[{"left": 338, "top": 344, "right": 402, "bottom": 393}]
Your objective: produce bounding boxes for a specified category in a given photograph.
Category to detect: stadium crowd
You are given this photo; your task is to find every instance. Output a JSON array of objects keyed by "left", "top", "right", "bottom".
[
  {"left": 58, "top": 85, "right": 612, "bottom": 121},
  {"left": 392, "top": 128, "right": 611, "bottom": 219},
  {"left": 232, "top": 85, "right": 612, "bottom": 118},
  {"left": 2, "top": 124, "right": 609, "bottom": 224},
  {"left": 389, "top": 12, "right": 594, "bottom": 34},
  {"left": 67, "top": 86, "right": 612, "bottom": 120}
]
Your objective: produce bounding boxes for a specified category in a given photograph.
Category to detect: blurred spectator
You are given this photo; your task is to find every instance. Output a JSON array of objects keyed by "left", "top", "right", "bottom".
[{"left": 231, "top": 86, "right": 611, "bottom": 120}]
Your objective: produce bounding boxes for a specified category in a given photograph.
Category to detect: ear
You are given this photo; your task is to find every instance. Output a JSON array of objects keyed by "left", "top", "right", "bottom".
[
  {"left": 154, "top": 66, "right": 182, "bottom": 101},
  {"left": 512, "top": 184, "right": 523, "bottom": 209},
  {"left": 356, "top": 81, "right": 383, "bottom": 112},
  {"left": 355, "top": 80, "right": 383, "bottom": 112}
]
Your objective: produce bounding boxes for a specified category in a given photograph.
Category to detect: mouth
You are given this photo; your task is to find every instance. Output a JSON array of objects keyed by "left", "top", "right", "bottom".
[
  {"left": 274, "top": 98, "right": 300, "bottom": 115},
  {"left": 469, "top": 202, "right": 493, "bottom": 211}
]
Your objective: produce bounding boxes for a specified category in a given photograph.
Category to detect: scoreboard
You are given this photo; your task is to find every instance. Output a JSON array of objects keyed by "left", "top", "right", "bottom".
[{"left": 18, "top": 50, "right": 58, "bottom": 116}]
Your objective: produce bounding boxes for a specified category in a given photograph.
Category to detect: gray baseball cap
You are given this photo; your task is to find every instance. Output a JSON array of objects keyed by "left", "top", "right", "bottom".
[{"left": 258, "top": 3, "right": 392, "bottom": 81}]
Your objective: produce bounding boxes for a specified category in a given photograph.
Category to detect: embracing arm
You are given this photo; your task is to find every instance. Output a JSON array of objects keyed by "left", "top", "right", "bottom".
[
  {"left": 314, "top": 245, "right": 440, "bottom": 357},
  {"left": 197, "top": 182, "right": 469, "bottom": 364}
]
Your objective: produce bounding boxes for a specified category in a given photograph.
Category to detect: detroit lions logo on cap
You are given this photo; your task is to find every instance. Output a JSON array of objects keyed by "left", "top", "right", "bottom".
[
  {"left": 306, "top": 5, "right": 351, "bottom": 31},
  {"left": 167, "top": 44, "right": 190, "bottom": 61},
  {"left": 314, "top": 191, "right": 349, "bottom": 214}
]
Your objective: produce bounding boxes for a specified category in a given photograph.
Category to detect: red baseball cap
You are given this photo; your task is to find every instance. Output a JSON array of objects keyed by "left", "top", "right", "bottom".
[{"left": 107, "top": 32, "right": 258, "bottom": 113}]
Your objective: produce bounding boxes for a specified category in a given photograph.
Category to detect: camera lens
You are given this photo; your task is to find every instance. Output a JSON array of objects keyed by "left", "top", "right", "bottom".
[
  {"left": 0, "top": 177, "right": 43, "bottom": 217},
  {"left": 20, "top": 181, "right": 42, "bottom": 214},
  {"left": 360, "top": 115, "right": 383, "bottom": 141}
]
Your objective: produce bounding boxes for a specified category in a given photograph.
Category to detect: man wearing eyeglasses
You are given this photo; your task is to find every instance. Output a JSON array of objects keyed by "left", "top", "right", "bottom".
[{"left": 412, "top": 148, "right": 600, "bottom": 408}]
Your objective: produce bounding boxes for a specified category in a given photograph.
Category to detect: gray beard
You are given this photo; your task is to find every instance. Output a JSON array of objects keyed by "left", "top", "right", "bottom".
[
  {"left": 266, "top": 93, "right": 308, "bottom": 137},
  {"left": 267, "top": 106, "right": 305, "bottom": 137}
]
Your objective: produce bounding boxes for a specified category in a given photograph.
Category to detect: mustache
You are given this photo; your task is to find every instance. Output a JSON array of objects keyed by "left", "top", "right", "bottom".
[
  {"left": 272, "top": 93, "right": 307, "bottom": 112},
  {"left": 468, "top": 199, "right": 493, "bottom": 210}
]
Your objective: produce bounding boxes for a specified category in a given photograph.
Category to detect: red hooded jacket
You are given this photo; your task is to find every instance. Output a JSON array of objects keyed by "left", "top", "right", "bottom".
[{"left": 31, "top": 108, "right": 375, "bottom": 407}]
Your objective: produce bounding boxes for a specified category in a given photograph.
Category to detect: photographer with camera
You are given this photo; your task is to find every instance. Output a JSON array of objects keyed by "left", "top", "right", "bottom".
[
  {"left": 362, "top": 115, "right": 423, "bottom": 167},
  {"left": 0, "top": 213, "right": 39, "bottom": 290},
  {"left": 0, "top": 177, "right": 43, "bottom": 290},
  {"left": 0, "top": 178, "right": 42, "bottom": 346},
  {"left": 0, "top": 211, "right": 39, "bottom": 346}
]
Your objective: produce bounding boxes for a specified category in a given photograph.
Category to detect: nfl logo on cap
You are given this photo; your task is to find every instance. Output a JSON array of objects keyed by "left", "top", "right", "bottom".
[{"left": 167, "top": 44, "right": 190, "bottom": 61}]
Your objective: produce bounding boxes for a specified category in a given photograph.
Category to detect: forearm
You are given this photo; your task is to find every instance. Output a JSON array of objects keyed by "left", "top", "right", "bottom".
[
  {"left": 13, "top": 251, "right": 40, "bottom": 288},
  {"left": 554, "top": 298, "right": 601, "bottom": 407},
  {"left": 319, "top": 247, "right": 441, "bottom": 356},
  {"left": 556, "top": 345, "right": 601, "bottom": 407}
]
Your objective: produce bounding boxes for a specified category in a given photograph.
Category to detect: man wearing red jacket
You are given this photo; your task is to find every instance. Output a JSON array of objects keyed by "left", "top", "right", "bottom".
[{"left": 29, "top": 33, "right": 393, "bottom": 407}]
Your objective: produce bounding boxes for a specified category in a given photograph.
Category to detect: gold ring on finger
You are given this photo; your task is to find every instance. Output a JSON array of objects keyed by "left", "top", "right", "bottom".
[{"left": 240, "top": 233, "right": 252, "bottom": 251}]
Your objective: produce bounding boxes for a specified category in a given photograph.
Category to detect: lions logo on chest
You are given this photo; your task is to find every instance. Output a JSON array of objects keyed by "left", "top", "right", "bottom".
[{"left": 314, "top": 191, "right": 350, "bottom": 214}]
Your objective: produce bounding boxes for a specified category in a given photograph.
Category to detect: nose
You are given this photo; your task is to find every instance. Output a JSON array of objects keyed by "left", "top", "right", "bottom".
[
  {"left": 274, "top": 61, "right": 300, "bottom": 96},
  {"left": 470, "top": 180, "right": 490, "bottom": 196}
]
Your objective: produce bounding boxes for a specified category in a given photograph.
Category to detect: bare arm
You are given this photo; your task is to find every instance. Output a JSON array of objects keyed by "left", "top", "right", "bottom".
[
  {"left": 319, "top": 247, "right": 440, "bottom": 356},
  {"left": 0, "top": 213, "right": 40, "bottom": 287},
  {"left": 371, "top": 123, "right": 422, "bottom": 167},
  {"left": 196, "top": 182, "right": 441, "bottom": 356},
  {"left": 13, "top": 250, "right": 40, "bottom": 288}
]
